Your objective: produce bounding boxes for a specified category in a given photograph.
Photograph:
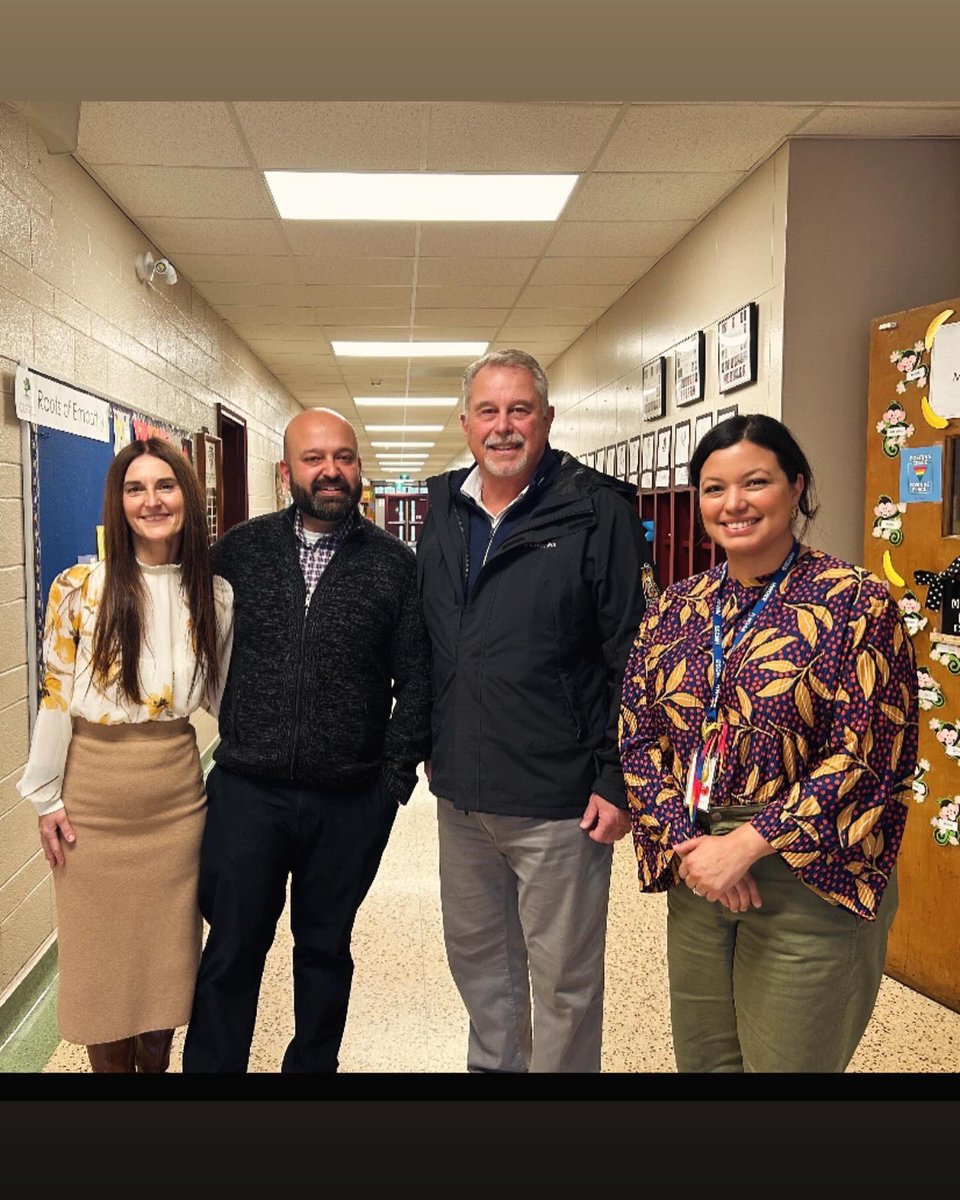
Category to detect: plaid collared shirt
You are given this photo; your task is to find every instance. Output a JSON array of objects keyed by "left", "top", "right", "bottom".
[{"left": 293, "top": 506, "right": 359, "bottom": 604}]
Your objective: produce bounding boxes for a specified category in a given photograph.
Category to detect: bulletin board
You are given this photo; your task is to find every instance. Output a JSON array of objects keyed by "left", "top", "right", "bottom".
[{"left": 17, "top": 362, "right": 194, "bottom": 725}]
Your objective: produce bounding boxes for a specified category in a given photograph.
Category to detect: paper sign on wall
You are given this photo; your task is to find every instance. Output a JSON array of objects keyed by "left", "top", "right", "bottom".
[
  {"left": 15, "top": 365, "right": 110, "bottom": 443},
  {"left": 899, "top": 445, "right": 942, "bottom": 503},
  {"left": 929, "top": 322, "right": 960, "bottom": 419}
]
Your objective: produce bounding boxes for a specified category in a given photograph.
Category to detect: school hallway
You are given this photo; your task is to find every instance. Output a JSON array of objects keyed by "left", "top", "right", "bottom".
[{"left": 42, "top": 767, "right": 960, "bottom": 1074}]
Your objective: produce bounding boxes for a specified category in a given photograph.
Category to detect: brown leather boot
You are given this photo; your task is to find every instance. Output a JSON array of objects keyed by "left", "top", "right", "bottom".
[
  {"left": 87, "top": 1037, "right": 137, "bottom": 1073},
  {"left": 134, "top": 1028, "right": 175, "bottom": 1073}
]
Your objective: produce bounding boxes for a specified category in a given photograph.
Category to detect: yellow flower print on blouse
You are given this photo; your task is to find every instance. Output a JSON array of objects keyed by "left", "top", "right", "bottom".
[
  {"left": 39, "top": 671, "right": 68, "bottom": 711},
  {"left": 144, "top": 684, "right": 174, "bottom": 719}
]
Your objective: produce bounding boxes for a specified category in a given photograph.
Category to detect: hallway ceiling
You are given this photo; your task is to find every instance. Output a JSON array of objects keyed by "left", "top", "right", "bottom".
[{"left": 72, "top": 100, "right": 960, "bottom": 476}]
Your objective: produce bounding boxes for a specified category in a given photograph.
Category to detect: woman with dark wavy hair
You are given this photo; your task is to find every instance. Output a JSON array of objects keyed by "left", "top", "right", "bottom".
[
  {"left": 620, "top": 414, "right": 917, "bottom": 1072},
  {"left": 18, "top": 437, "right": 233, "bottom": 1072}
]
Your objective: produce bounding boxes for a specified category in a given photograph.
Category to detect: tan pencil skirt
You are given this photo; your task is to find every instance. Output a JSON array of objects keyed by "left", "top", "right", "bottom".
[{"left": 54, "top": 717, "right": 206, "bottom": 1045}]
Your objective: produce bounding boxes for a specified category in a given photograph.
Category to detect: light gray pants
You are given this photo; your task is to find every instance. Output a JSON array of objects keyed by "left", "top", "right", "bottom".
[{"left": 437, "top": 797, "right": 614, "bottom": 1073}]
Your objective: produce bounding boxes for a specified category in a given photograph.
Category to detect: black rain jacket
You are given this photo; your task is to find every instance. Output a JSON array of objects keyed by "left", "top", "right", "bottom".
[{"left": 418, "top": 448, "right": 652, "bottom": 819}]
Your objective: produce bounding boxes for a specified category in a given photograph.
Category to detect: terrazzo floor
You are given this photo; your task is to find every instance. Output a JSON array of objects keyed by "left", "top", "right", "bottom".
[{"left": 43, "top": 768, "right": 960, "bottom": 1073}]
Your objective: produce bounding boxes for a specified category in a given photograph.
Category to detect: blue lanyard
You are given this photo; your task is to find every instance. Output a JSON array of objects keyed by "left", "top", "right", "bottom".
[{"left": 706, "top": 540, "right": 799, "bottom": 727}]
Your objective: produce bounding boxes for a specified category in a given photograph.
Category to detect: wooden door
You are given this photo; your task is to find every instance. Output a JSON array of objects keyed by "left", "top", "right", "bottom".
[{"left": 862, "top": 295, "right": 960, "bottom": 1013}]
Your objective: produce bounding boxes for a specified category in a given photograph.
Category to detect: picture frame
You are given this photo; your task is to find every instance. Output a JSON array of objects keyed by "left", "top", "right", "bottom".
[
  {"left": 674, "top": 419, "right": 692, "bottom": 467},
  {"left": 640, "top": 470, "right": 653, "bottom": 492},
  {"left": 655, "top": 425, "right": 672, "bottom": 489},
  {"left": 628, "top": 435, "right": 641, "bottom": 479},
  {"left": 675, "top": 331, "right": 706, "bottom": 407},
  {"left": 641, "top": 431, "right": 655, "bottom": 474},
  {"left": 717, "top": 302, "right": 759, "bottom": 394},
  {"left": 674, "top": 464, "right": 690, "bottom": 488},
  {"left": 694, "top": 411, "right": 714, "bottom": 452},
  {"left": 604, "top": 444, "right": 616, "bottom": 475},
  {"left": 717, "top": 403, "right": 739, "bottom": 424},
  {"left": 616, "top": 440, "right": 627, "bottom": 480},
  {"left": 641, "top": 356, "right": 666, "bottom": 421}
]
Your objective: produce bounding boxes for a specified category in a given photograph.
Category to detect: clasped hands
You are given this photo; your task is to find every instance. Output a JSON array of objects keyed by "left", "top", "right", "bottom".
[{"left": 673, "top": 822, "right": 775, "bottom": 912}]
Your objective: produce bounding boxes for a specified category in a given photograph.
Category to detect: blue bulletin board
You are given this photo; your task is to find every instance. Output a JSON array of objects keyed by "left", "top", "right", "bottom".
[{"left": 19, "top": 364, "right": 193, "bottom": 723}]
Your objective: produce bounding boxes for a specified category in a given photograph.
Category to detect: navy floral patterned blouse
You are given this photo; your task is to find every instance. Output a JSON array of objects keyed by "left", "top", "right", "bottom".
[{"left": 619, "top": 548, "right": 918, "bottom": 919}]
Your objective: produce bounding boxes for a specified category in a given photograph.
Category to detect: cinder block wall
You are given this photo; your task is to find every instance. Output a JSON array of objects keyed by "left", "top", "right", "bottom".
[{"left": 0, "top": 102, "right": 302, "bottom": 1002}]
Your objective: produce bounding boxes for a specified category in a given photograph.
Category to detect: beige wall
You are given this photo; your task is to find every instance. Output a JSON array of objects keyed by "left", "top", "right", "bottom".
[
  {"left": 539, "top": 146, "right": 790, "bottom": 464},
  {"left": 781, "top": 139, "right": 960, "bottom": 564},
  {"left": 0, "top": 103, "right": 302, "bottom": 1001}
]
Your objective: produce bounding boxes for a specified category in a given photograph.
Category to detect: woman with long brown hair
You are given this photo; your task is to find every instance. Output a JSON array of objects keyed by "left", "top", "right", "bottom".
[{"left": 18, "top": 437, "right": 233, "bottom": 1072}]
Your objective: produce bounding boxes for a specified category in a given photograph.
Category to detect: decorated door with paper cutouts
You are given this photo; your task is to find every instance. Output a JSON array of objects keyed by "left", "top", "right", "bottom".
[{"left": 863, "top": 296, "right": 960, "bottom": 1013}]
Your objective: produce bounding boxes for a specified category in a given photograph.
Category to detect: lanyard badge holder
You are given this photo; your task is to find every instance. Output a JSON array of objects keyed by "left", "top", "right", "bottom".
[{"left": 684, "top": 541, "right": 799, "bottom": 832}]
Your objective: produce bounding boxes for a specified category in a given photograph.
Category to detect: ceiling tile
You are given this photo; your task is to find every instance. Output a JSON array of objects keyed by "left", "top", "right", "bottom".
[
  {"left": 425, "top": 103, "right": 619, "bottom": 170},
  {"left": 306, "top": 285, "right": 413, "bottom": 308},
  {"left": 798, "top": 105, "right": 960, "bottom": 136},
  {"left": 418, "top": 223, "right": 553, "bottom": 257},
  {"left": 596, "top": 104, "right": 815, "bottom": 171},
  {"left": 495, "top": 325, "right": 589, "bottom": 342},
  {"left": 296, "top": 258, "right": 414, "bottom": 285},
  {"left": 414, "top": 285, "right": 520, "bottom": 308},
  {"left": 498, "top": 306, "right": 604, "bottom": 326},
  {"left": 529, "top": 257, "right": 655, "bottom": 285},
  {"left": 547, "top": 220, "right": 696, "bottom": 257},
  {"left": 234, "top": 102, "right": 426, "bottom": 169},
  {"left": 78, "top": 102, "right": 248, "bottom": 167},
  {"left": 174, "top": 253, "right": 301, "bottom": 284},
  {"left": 313, "top": 307, "right": 412, "bottom": 325},
  {"left": 219, "top": 304, "right": 317, "bottom": 325},
  {"left": 564, "top": 172, "right": 743, "bottom": 222},
  {"left": 91, "top": 165, "right": 275, "bottom": 218},
  {"left": 283, "top": 222, "right": 418, "bottom": 257},
  {"left": 137, "top": 218, "right": 289, "bottom": 255},
  {"left": 325, "top": 324, "right": 499, "bottom": 340},
  {"left": 198, "top": 281, "right": 313, "bottom": 306},
  {"left": 412, "top": 308, "right": 509, "bottom": 326},
  {"left": 517, "top": 284, "right": 626, "bottom": 308},
  {"left": 417, "top": 258, "right": 536, "bottom": 286},
  {"left": 232, "top": 324, "right": 329, "bottom": 342}
]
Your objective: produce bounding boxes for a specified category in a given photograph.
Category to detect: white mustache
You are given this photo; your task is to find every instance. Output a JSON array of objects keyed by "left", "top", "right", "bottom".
[{"left": 484, "top": 438, "right": 525, "bottom": 450}]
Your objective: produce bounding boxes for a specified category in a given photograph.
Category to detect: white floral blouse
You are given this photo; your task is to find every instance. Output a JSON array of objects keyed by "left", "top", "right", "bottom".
[{"left": 18, "top": 560, "right": 234, "bottom": 817}]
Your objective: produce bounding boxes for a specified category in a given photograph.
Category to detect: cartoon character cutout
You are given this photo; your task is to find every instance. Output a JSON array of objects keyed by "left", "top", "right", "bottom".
[
  {"left": 890, "top": 342, "right": 929, "bottom": 395},
  {"left": 876, "top": 404, "right": 915, "bottom": 458},
  {"left": 871, "top": 494, "right": 907, "bottom": 545},
  {"left": 917, "top": 667, "right": 945, "bottom": 711},
  {"left": 912, "top": 757, "right": 931, "bottom": 803},
  {"left": 931, "top": 796, "right": 960, "bottom": 846},
  {"left": 898, "top": 590, "right": 928, "bottom": 637},
  {"left": 930, "top": 643, "right": 960, "bottom": 675},
  {"left": 930, "top": 717, "right": 960, "bottom": 761}
]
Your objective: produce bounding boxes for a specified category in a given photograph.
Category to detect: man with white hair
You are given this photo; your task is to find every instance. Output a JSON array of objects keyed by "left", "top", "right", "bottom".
[
  {"left": 418, "top": 349, "right": 653, "bottom": 1072},
  {"left": 183, "top": 407, "right": 431, "bottom": 1073}
]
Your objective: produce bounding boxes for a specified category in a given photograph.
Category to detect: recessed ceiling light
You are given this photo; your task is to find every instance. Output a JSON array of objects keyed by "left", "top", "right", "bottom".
[
  {"left": 366, "top": 425, "right": 444, "bottom": 434},
  {"left": 265, "top": 172, "right": 578, "bottom": 222},
  {"left": 377, "top": 453, "right": 430, "bottom": 460},
  {"left": 371, "top": 441, "right": 435, "bottom": 448},
  {"left": 333, "top": 341, "right": 488, "bottom": 358},
  {"left": 354, "top": 397, "right": 458, "bottom": 407}
]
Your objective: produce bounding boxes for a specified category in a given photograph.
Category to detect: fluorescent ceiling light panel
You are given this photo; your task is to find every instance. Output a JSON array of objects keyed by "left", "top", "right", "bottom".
[
  {"left": 377, "top": 453, "right": 430, "bottom": 460},
  {"left": 365, "top": 425, "right": 445, "bottom": 434},
  {"left": 354, "top": 397, "right": 458, "bottom": 407},
  {"left": 265, "top": 171, "right": 578, "bottom": 222},
  {"left": 371, "top": 441, "right": 435, "bottom": 448},
  {"left": 332, "top": 341, "right": 487, "bottom": 358}
]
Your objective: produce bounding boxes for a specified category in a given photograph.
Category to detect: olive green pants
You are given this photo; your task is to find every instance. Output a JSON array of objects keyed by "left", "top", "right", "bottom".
[{"left": 666, "top": 848, "right": 898, "bottom": 1072}]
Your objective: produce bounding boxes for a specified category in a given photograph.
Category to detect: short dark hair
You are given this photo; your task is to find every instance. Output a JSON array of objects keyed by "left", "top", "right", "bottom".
[{"left": 689, "top": 413, "right": 819, "bottom": 531}]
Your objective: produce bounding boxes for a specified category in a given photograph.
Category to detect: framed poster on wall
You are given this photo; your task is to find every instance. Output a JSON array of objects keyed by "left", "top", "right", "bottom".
[
  {"left": 616, "top": 440, "right": 627, "bottom": 480},
  {"left": 641, "top": 356, "right": 666, "bottom": 421},
  {"left": 675, "top": 331, "right": 705, "bottom": 407},
  {"left": 694, "top": 411, "right": 714, "bottom": 451},
  {"left": 628, "top": 435, "right": 641, "bottom": 480},
  {"left": 655, "top": 425, "right": 672, "bottom": 489},
  {"left": 605, "top": 444, "right": 616, "bottom": 475},
  {"left": 718, "top": 302, "right": 758, "bottom": 394}
]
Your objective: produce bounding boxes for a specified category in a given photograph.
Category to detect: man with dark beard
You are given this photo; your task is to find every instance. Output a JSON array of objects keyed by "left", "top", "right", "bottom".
[
  {"left": 417, "top": 350, "right": 652, "bottom": 1073},
  {"left": 183, "top": 408, "right": 431, "bottom": 1073}
]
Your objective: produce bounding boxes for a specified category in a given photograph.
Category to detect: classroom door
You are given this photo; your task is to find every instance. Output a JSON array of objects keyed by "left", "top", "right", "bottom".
[{"left": 862, "top": 295, "right": 960, "bottom": 1013}]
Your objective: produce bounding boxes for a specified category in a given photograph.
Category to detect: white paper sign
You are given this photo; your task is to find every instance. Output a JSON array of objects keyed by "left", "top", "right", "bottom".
[
  {"left": 16, "top": 365, "right": 110, "bottom": 442},
  {"left": 929, "top": 322, "right": 960, "bottom": 420}
]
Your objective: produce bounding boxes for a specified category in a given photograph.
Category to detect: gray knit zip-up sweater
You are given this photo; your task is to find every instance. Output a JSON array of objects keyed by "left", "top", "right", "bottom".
[{"left": 212, "top": 505, "right": 431, "bottom": 806}]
